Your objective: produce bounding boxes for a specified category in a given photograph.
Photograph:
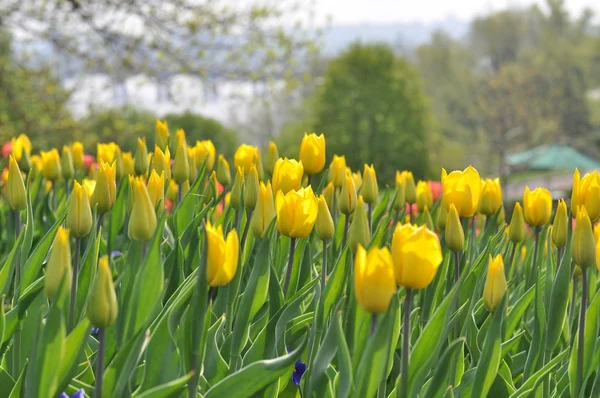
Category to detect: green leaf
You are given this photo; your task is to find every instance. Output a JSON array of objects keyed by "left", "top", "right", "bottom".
[
  {"left": 104, "top": 331, "right": 151, "bottom": 398},
  {"left": 509, "top": 349, "right": 567, "bottom": 398},
  {"left": 56, "top": 319, "right": 90, "bottom": 393},
  {"left": 204, "top": 316, "right": 229, "bottom": 386},
  {"left": 422, "top": 339, "right": 465, "bottom": 398},
  {"left": 134, "top": 373, "right": 194, "bottom": 398},
  {"left": 504, "top": 285, "right": 534, "bottom": 340},
  {"left": 321, "top": 246, "right": 349, "bottom": 326},
  {"left": 545, "top": 244, "right": 571, "bottom": 353},
  {"left": 8, "top": 360, "right": 27, "bottom": 398},
  {"left": 0, "top": 231, "right": 24, "bottom": 296}
]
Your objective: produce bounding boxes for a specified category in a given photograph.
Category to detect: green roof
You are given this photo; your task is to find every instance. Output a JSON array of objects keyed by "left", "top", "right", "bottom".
[{"left": 506, "top": 144, "right": 600, "bottom": 170}]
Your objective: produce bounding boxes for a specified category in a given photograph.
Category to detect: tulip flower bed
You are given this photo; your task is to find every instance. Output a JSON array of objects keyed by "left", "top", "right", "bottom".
[{"left": 0, "top": 128, "right": 598, "bottom": 398}]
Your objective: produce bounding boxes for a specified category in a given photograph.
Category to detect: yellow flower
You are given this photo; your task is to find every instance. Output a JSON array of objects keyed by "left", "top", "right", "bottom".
[
  {"left": 523, "top": 186, "right": 552, "bottom": 227},
  {"left": 354, "top": 244, "right": 396, "bottom": 314},
  {"left": 11, "top": 134, "right": 32, "bottom": 162},
  {"left": 155, "top": 120, "right": 170, "bottom": 150},
  {"left": 339, "top": 172, "right": 357, "bottom": 215},
  {"left": 328, "top": 155, "right": 346, "bottom": 188},
  {"left": 83, "top": 179, "right": 96, "bottom": 199},
  {"left": 87, "top": 256, "right": 118, "bottom": 328},
  {"left": 134, "top": 138, "right": 149, "bottom": 176},
  {"left": 272, "top": 158, "right": 304, "bottom": 195},
  {"left": 436, "top": 202, "right": 448, "bottom": 232},
  {"left": 348, "top": 196, "right": 370, "bottom": 251},
  {"left": 299, "top": 133, "right": 326, "bottom": 175},
  {"left": 234, "top": 144, "right": 259, "bottom": 174},
  {"left": 41, "top": 149, "right": 62, "bottom": 181},
  {"left": 352, "top": 171, "right": 362, "bottom": 191},
  {"left": 92, "top": 160, "right": 116, "bottom": 213},
  {"left": 187, "top": 146, "right": 198, "bottom": 179},
  {"left": 29, "top": 155, "right": 43, "bottom": 179},
  {"left": 392, "top": 224, "right": 443, "bottom": 289},
  {"left": 479, "top": 178, "right": 503, "bottom": 216},
  {"left": 483, "top": 255, "right": 507, "bottom": 312},
  {"left": 151, "top": 146, "right": 171, "bottom": 180},
  {"left": 147, "top": 170, "right": 165, "bottom": 213},
  {"left": 594, "top": 223, "right": 600, "bottom": 243},
  {"left": 195, "top": 140, "right": 216, "bottom": 171},
  {"left": 441, "top": 166, "right": 481, "bottom": 217},
  {"left": 322, "top": 182, "right": 335, "bottom": 212},
  {"left": 315, "top": 195, "right": 335, "bottom": 241},
  {"left": 509, "top": 202, "right": 526, "bottom": 243},
  {"left": 97, "top": 142, "right": 118, "bottom": 164},
  {"left": 573, "top": 206, "right": 595, "bottom": 268},
  {"left": 230, "top": 166, "right": 244, "bottom": 210},
  {"left": 552, "top": 199, "right": 568, "bottom": 248},
  {"left": 393, "top": 174, "right": 406, "bottom": 212},
  {"left": 72, "top": 142, "right": 85, "bottom": 169},
  {"left": 44, "top": 227, "right": 72, "bottom": 302},
  {"left": 416, "top": 181, "right": 433, "bottom": 213},
  {"left": 206, "top": 222, "right": 239, "bottom": 286},
  {"left": 445, "top": 204, "right": 465, "bottom": 252},
  {"left": 122, "top": 152, "right": 135, "bottom": 176},
  {"left": 66, "top": 181, "right": 93, "bottom": 238},
  {"left": 397, "top": 171, "right": 416, "bottom": 204},
  {"left": 267, "top": 141, "right": 279, "bottom": 175},
  {"left": 128, "top": 177, "right": 158, "bottom": 241},
  {"left": 275, "top": 186, "right": 318, "bottom": 238},
  {"left": 172, "top": 135, "right": 190, "bottom": 183},
  {"left": 571, "top": 168, "right": 600, "bottom": 220},
  {"left": 362, "top": 164, "right": 379, "bottom": 205},
  {"left": 216, "top": 155, "right": 232, "bottom": 187},
  {"left": 251, "top": 181, "right": 276, "bottom": 238},
  {"left": 167, "top": 179, "right": 178, "bottom": 202},
  {"left": 61, "top": 145, "right": 75, "bottom": 179},
  {"left": 244, "top": 165, "right": 259, "bottom": 210},
  {"left": 7, "top": 155, "right": 26, "bottom": 211}
]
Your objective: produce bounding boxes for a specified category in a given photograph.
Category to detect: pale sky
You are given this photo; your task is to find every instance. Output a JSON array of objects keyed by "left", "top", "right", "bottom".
[{"left": 314, "top": 0, "right": 599, "bottom": 24}]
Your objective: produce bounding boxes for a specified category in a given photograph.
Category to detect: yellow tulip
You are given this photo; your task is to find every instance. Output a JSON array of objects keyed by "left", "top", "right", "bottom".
[
  {"left": 354, "top": 244, "right": 396, "bottom": 314},
  {"left": 416, "top": 181, "right": 432, "bottom": 213},
  {"left": 436, "top": 202, "right": 448, "bottom": 232},
  {"left": 87, "top": 256, "right": 118, "bottom": 329},
  {"left": 230, "top": 166, "right": 244, "bottom": 210},
  {"left": 133, "top": 138, "right": 149, "bottom": 176},
  {"left": 147, "top": 170, "right": 165, "bottom": 213},
  {"left": 61, "top": 145, "right": 75, "bottom": 179},
  {"left": 348, "top": 196, "right": 370, "bottom": 251},
  {"left": 571, "top": 168, "right": 600, "bottom": 220},
  {"left": 114, "top": 147, "right": 125, "bottom": 181},
  {"left": 479, "top": 178, "right": 503, "bottom": 216},
  {"left": 216, "top": 155, "right": 232, "bottom": 187},
  {"left": 187, "top": 146, "right": 198, "bottom": 179},
  {"left": 392, "top": 224, "right": 443, "bottom": 289},
  {"left": 573, "top": 206, "right": 595, "bottom": 268},
  {"left": 92, "top": 160, "right": 116, "bottom": 213},
  {"left": 7, "top": 155, "right": 26, "bottom": 211},
  {"left": 267, "top": 141, "right": 279, "bottom": 175},
  {"left": 97, "top": 142, "right": 118, "bottom": 164},
  {"left": 397, "top": 171, "right": 416, "bottom": 204},
  {"left": 121, "top": 152, "right": 134, "bottom": 176},
  {"left": 339, "top": 173, "right": 357, "bottom": 215},
  {"left": 244, "top": 165, "right": 259, "bottom": 210},
  {"left": 552, "top": 199, "right": 568, "bottom": 248},
  {"left": 181, "top": 180, "right": 190, "bottom": 197},
  {"left": 315, "top": 195, "right": 334, "bottom": 241},
  {"left": 29, "top": 154, "right": 43, "bottom": 180},
  {"left": 299, "top": 133, "right": 326, "bottom": 175},
  {"left": 206, "top": 222, "right": 239, "bottom": 286},
  {"left": 72, "top": 142, "right": 84, "bottom": 169},
  {"left": 362, "top": 164, "right": 379, "bottom": 205},
  {"left": 128, "top": 177, "right": 158, "bottom": 241},
  {"left": 66, "top": 181, "right": 93, "bottom": 238},
  {"left": 352, "top": 171, "right": 362, "bottom": 191},
  {"left": 509, "top": 202, "right": 526, "bottom": 244},
  {"left": 251, "top": 181, "right": 276, "bottom": 238},
  {"left": 523, "top": 186, "right": 552, "bottom": 227},
  {"left": 172, "top": 134, "right": 190, "bottom": 183},
  {"left": 11, "top": 134, "right": 32, "bottom": 162},
  {"left": 167, "top": 180, "right": 178, "bottom": 202},
  {"left": 422, "top": 206, "right": 434, "bottom": 231},
  {"left": 41, "top": 149, "right": 62, "bottom": 181},
  {"left": 445, "top": 204, "right": 464, "bottom": 252},
  {"left": 272, "top": 158, "right": 304, "bottom": 195},
  {"left": 328, "top": 155, "right": 346, "bottom": 188},
  {"left": 322, "top": 182, "right": 335, "bottom": 212},
  {"left": 483, "top": 254, "right": 507, "bottom": 312},
  {"left": 44, "top": 227, "right": 72, "bottom": 302},
  {"left": 18, "top": 148, "right": 31, "bottom": 173},
  {"left": 441, "top": 166, "right": 481, "bottom": 217},
  {"left": 234, "top": 144, "right": 259, "bottom": 174},
  {"left": 155, "top": 120, "right": 170, "bottom": 150},
  {"left": 207, "top": 171, "right": 219, "bottom": 203},
  {"left": 151, "top": 146, "right": 171, "bottom": 180},
  {"left": 195, "top": 140, "right": 216, "bottom": 171},
  {"left": 83, "top": 179, "right": 96, "bottom": 199},
  {"left": 594, "top": 223, "right": 600, "bottom": 243},
  {"left": 275, "top": 186, "right": 318, "bottom": 238},
  {"left": 393, "top": 173, "right": 406, "bottom": 212}
]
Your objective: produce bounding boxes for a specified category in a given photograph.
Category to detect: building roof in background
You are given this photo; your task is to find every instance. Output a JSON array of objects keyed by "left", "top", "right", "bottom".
[{"left": 507, "top": 144, "right": 600, "bottom": 170}]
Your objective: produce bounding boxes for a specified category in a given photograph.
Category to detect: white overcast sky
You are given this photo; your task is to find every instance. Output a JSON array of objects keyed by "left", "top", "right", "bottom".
[{"left": 314, "top": 0, "right": 599, "bottom": 24}]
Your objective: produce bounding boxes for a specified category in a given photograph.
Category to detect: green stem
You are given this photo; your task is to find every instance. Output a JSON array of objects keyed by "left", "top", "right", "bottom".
[
  {"left": 368, "top": 203, "right": 373, "bottom": 234},
  {"left": 399, "top": 289, "right": 412, "bottom": 398},
  {"left": 283, "top": 238, "right": 297, "bottom": 298},
  {"left": 241, "top": 208, "right": 253, "bottom": 251},
  {"left": 507, "top": 243, "right": 517, "bottom": 280},
  {"left": 370, "top": 313, "right": 378, "bottom": 336},
  {"left": 12, "top": 210, "right": 21, "bottom": 376},
  {"left": 527, "top": 228, "right": 541, "bottom": 287},
  {"left": 341, "top": 216, "right": 349, "bottom": 249},
  {"left": 576, "top": 267, "right": 588, "bottom": 397},
  {"left": 68, "top": 237, "right": 81, "bottom": 332},
  {"left": 95, "top": 328, "right": 106, "bottom": 398},
  {"left": 454, "top": 250, "right": 461, "bottom": 284},
  {"left": 570, "top": 275, "right": 578, "bottom": 334}
]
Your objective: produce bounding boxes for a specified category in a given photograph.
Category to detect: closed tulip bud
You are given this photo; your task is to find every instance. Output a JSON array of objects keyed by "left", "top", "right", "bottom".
[
  {"left": 339, "top": 173, "right": 357, "bottom": 215},
  {"left": 272, "top": 158, "right": 304, "bottom": 195},
  {"left": 7, "top": 155, "right": 26, "bottom": 211},
  {"left": 147, "top": 170, "right": 165, "bottom": 213},
  {"left": 155, "top": 120, "right": 170, "bottom": 150},
  {"left": 523, "top": 186, "right": 552, "bottom": 227},
  {"left": 181, "top": 180, "right": 190, "bottom": 197},
  {"left": 348, "top": 196, "right": 370, "bottom": 251},
  {"left": 72, "top": 142, "right": 84, "bottom": 169},
  {"left": 275, "top": 186, "right": 318, "bottom": 238},
  {"left": 167, "top": 180, "right": 178, "bottom": 202},
  {"left": 87, "top": 256, "right": 118, "bottom": 329},
  {"left": 509, "top": 202, "right": 526, "bottom": 244},
  {"left": 397, "top": 171, "right": 416, "bottom": 204},
  {"left": 128, "top": 177, "right": 158, "bottom": 241},
  {"left": 479, "top": 178, "right": 503, "bottom": 216},
  {"left": 97, "top": 142, "right": 118, "bottom": 164},
  {"left": 445, "top": 204, "right": 464, "bottom": 252},
  {"left": 573, "top": 206, "right": 596, "bottom": 268},
  {"left": 244, "top": 165, "right": 259, "bottom": 210},
  {"left": 134, "top": 138, "right": 149, "bottom": 176},
  {"left": 122, "top": 152, "right": 134, "bottom": 176},
  {"left": 394, "top": 175, "right": 406, "bottom": 212},
  {"left": 441, "top": 166, "right": 481, "bottom": 217},
  {"left": 41, "top": 149, "right": 61, "bottom": 181},
  {"left": 114, "top": 147, "right": 125, "bottom": 181},
  {"left": 11, "top": 134, "right": 32, "bottom": 163},
  {"left": 92, "top": 160, "right": 117, "bottom": 213},
  {"left": 172, "top": 135, "right": 190, "bottom": 183},
  {"left": 392, "top": 224, "right": 443, "bottom": 289},
  {"left": 194, "top": 140, "right": 216, "bottom": 171},
  {"left": 251, "top": 181, "right": 276, "bottom": 238},
  {"left": 206, "top": 222, "right": 239, "bottom": 286},
  {"left": 352, "top": 171, "right": 362, "bottom": 191},
  {"left": 572, "top": 168, "right": 600, "bottom": 221},
  {"left": 61, "top": 146, "right": 74, "bottom": 179},
  {"left": 230, "top": 166, "right": 244, "bottom": 210},
  {"left": 151, "top": 146, "right": 171, "bottom": 180},
  {"left": 83, "top": 179, "right": 96, "bottom": 199},
  {"left": 267, "top": 141, "right": 279, "bottom": 175},
  {"left": 416, "top": 181, "right": 433, "bottom": 213},
  {"left": 255, "top": 149, "right": 265, "bottom": 180},
  {"left": 45, "top": 227, "right": 72, "bottom": 302},
  {"left": 18, "top": 149, "right": 31, "bottom": 174},
  {"left": 217, "top": 155, "right": 232, "bottom": 187},
  {"left": 328, "top": 155, "right": 346, "bottom": 188},
  {"left": 234, "top": 144, "right": 259, "bottom": 174},
  {"left": 552, "top": 199, "right": 568, "bottom": 248},
  {"left": 497, "top": 205, "right": 506, "bottom": 226},
  {"left": 299, "top": 133, "right": 326, "bottom": 175},
  {"left": 315, "top": 195, "right": 334, "bottom": 241},
  {"left": 29, "top": 155, "right": 42, "bottom": 180},
  {"left": 483, "top": 254, "right": 507, "bottom": 312},
  {"left": 66, "top": 181, "right": 93, "bottom": 237},
  {"left": 354, "top": 244, "right": 396, "bottom": 314},
  {"left": 361, "top": 164, "right": 378, "bottom": 204},
  {"left": 187, "top": 147, "right": 198, "bottom": 179},
  {"left": 436, "top": 202, "right": 448, "bottom": 232},
  {"left": 323, "top": 182, "right": 335, "bottom": 211},
  {"left": 422, "top": 206, "right": 434, "bottom": 231}
]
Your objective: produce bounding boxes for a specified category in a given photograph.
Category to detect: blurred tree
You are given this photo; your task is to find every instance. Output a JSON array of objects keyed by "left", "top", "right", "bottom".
[
  {"left": 313, "top": 43, "right": 434, "bottom": 182},
  {"left": 165, "top": 112, "right": 238, "bottom": 157}
]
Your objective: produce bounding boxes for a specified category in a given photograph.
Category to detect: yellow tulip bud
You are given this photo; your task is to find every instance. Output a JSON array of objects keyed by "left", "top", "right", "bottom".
[
  {"left": 66, "top": 181, "right": 93, "bottom": 238},
  {"left": 483, "top": 254, "right": 507, "bottom": 312},
  {"left": 18, "top": 149, "right": 31, "bottom": 174},
  {"left": 352, "top": 171, "right": 362, "bottom": 191},
  {"left": 322, "top": 182, "right": 335, "bottom": 212},
  {"left": 523, "top": 186, "right": 552, "bottom": 227},
  {"left": 255, "top": 149, "right": 265, "bottom": 180},
  {"left": 267, "top": 141, "right": 279, "bottom": 175},
  {"left": 509, "top": 202, "right": 526, "bottom": 244},
  {"left": 572, "top": 168, "right": 600, "bottom": 221},
  {"left": 61, "top": 146, "right": 74, "bottom": 179},
  {"left": 181, "top": 180, "right": 190, "bottom": 197},
  {"left": 436, "top": 202, "right": 448, "bottom": 232},
  {"left": 206, "top": 222, "right": 239, "bottom": 286},
  {"left": 393, "top": 174, "right": 406, "bottom": 212},
  {"left": 29, "top": 155, "right": 42, "bottom": 180},
  {"left": 230, "top": 166, "right": 244, "bottom": 210},
  {"left": 147, "top": 170, "right": 165, "bottom": 213},
  {"left": 187, "top": 147, "right": 198, "bottom": 180},
  {"left": 361, "top": 164, "right": 378, "bottom": 205},
  {"left": 114, "top": 147, "right": 125, "bottom": 181},
  {"left": 97, "top": 142, "right": 118, "bottom": 164},
  {"left": 416, "top": 180, "right": 433, "bottom": 213},
  {"left": 128, "top": 177, "right": 158, "bottom": 241},
  {"left": 552, "top": 199, "right": 568, "bottom": 248},
  {"left": 445, "top": 204, "right": 464, "bottom": 252},
  {"left": 573, "top": 206, "right": 596, "bottom": 268},
  {"left": 155, "top": 120, "right": 170, "bottom": 150},
  {"left": 194, "top": 140, "right": 216, "bottom": 171},
  {"left": 134, "top": 138, "right": 149, "bottom": 176},
  {"left": 392, "top": 224, "right": 443, "bottom": 289},
  {"left": 122, "top": 152, "right": 134, "bottom": 176},
  {"left": 172, "top": 135, "right": 190, "bottom": 183},
  {"left": 398, "top": 171, "right": 416, "bottom": 205},
  {"left": 45, "top": 227, "right": 72, "bottom": 302},
  {"left": 151, "top": 146, "right": 171, "bottom": 181},
  {"left": 244, "top": 165, "right": 259, "bottom": 210},
  {"left": 7, "top": 155, "right": 26, "bottom": 211},
  {"left": 41, "top": 149, "right": 62, "bottom": 181},
  {"left": 299, "top": 133, "right": 326, "bottom": 175},
  {"left": 92, "top": 160, "right": 116, "bottom": 213},
  {"left": 272, "top": 158, "right": 303, "bottom": 195},
  {"left": 497, "top": 205, "right": 506, "bottom": 226},
  {"left": 354, "top": 244, "right": 396, "bottom": 314},
  {"left": 234, "top": 144, "right": 259, "bottom": 174},
  {"left": 87, "top": 256, "right": 118, "bottom": 329},
  {"left": 422, "top": 206, "right": 434, "bottom": 231},
  {"left": 441, "top": 166, "right": 481, "bottom": 217},
  {"left": 11, "top": 134, "right": 32, "bottom": 162},
  {"left": 479, "top": 178, "right": 503, "bottom": 216},
  {"left": 72, "top": 142, "right": 84, "bottom": 169},
  {"left": 216, "top": 155, "right": 232, "bottom": 187},
  {"left": 275, "top": 186, "right": 318, "bottom": 238},
  {"left": 82, "top": 179, "right": 96, "bottom": 199},
  {"left": 328, "top": 155, "right": 346, "bottom": 188},
  {"left": 339, "top": 173, "right": 357, "bottom": 215},
  {"left": 251, "top": 181, "right": 276, "bottom": 238},
  {"left": 348, "top": 196, "right": 370, "bottom": 252},
  {"left": 315, "top": 195, "right": 334, "bottom": 241},
  {"left": 167, "top": 180, "right": 178, "bottom": 202}
]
